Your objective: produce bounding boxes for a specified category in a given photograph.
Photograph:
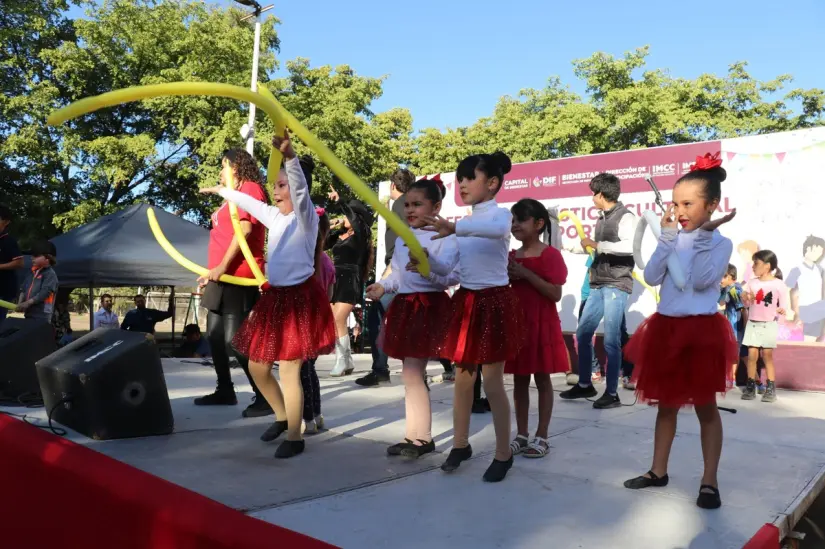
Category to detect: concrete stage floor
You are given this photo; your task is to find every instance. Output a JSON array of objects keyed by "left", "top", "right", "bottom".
[{"left": 5, "top": 356, "right": 825, "bottom": 549}]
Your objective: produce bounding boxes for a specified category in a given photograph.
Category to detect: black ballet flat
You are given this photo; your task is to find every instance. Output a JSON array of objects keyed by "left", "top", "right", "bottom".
[
  {"left": 274, "top": 439, "right": 305, "bottom": 459},
  {"left": 482, "top": 455, "right": 514, "bottom": 483},
  {"left": 623, "top": 470, "right": 669, "bottom": 489},
  {"left": 401, "top": 439, "right": 435, "bottom": 459},
  {"left": 696, "top": 484, "right": 722, "bottom": 509},
  {"left": 441, "top": 445, "right": 473, "bottom": 472},
  {"left": 260, "top": 420, "right": 288, "bottom": 442},
  {"left": 387, "top": 438, "right": 414, "bottom": 456}
]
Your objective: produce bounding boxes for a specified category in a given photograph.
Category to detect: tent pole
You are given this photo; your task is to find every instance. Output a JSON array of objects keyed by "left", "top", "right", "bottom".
[
  {"left": 170, "top": 286, "right": 176, "bottom": 349},
  {"left": 89, "top": 285, "right": 94, "bottom": 332}
]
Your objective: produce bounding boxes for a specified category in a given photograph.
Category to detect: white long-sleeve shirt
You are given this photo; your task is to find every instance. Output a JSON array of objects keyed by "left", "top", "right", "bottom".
[
  {"left": 644, "top": 228, "right": 733, "bottom": 317},
  {"left": 379, "top": 229, "right": 458, "bottom": 294},
  {"left": 428, "top": 200, "right": 511, "bottom": 291},
  {"left": 597, "top": 213, "right": 636, "bottom": 255},
  {"left": 218, "top": 157, "right": 317, "bottom": 287}
]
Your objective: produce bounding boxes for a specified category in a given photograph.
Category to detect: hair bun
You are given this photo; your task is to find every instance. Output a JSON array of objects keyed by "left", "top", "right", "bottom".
[
  {"left": 709, "top": 166, "right": 727, "bottom": 183},
  {"left": 491, "top": 151, "right": 512, "bottom": 175},
  {"left": 299, "top": 155, "right": 315, "bottom": 175}
]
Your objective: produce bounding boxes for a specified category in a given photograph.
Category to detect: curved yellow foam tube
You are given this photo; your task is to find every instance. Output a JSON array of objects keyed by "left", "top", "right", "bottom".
[
  {"left": 0, "top": 299, "right": 16, "bottom": 311},
  {"left": 255, "top": 84, "right": 286, "bottom": 185},
  {"left": 48, "top": 81, "right": 430, "bottom": 277},
  {"left": 559, "top": 210, "right": 658, "bottom": 302},
  {"left": 258, "top": 92, "right": 430, "bottom": 276},
  {"left": 146, "top": 208, "right": 259, "bottom": 286},
  {"left": 558, "top": 211, "right": 593, "bottom": 254},
  {"left": 224, "top": 169, "right": 268, "bottom": 285}
]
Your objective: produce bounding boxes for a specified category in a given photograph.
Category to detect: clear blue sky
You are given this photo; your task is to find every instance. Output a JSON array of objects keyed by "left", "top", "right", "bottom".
[{"left": 74, "top": 0, "right": 825, "bottom": 132}]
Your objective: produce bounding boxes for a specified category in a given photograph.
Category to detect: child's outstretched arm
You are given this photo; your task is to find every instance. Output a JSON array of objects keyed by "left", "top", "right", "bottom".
[
  {"left": 693, "top": 232, "right": 733, "bottom": 291},
  {"left": 455, "top": 208, "right": 511, "bottom": 240},
  {"left": 426, "top": 235, "right": 459, "bottom": 276},
  {"left": 643, "top": 228, "right": 677, "bottom": 286},
  {"left": 427, "top": 268, "right": 460, "bottom": 289}
]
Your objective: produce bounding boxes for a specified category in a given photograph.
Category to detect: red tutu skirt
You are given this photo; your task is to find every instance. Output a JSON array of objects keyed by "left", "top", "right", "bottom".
[
  {"left": 380, "top": 291, "right": 452, "bottom": 360},
  {"left": 625, "top": 313, "right": 739, "bottom": 408},
  {"left": 441, "top": 286, "right": 525, "bottom": 365},
  {"left": 232, "top": 277, "right": 335, "bottom": 363}
]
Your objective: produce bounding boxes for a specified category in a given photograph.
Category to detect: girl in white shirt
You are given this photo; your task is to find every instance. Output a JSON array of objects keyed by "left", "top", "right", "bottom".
[
  {"left": 200, "top": 131, "right": 335, "bottom": 459},
  {"left": 423, "top": 152, "right": 525, "bottom": 483},
  {"left": 366, "top": 177, "right": 458, "bottom": 459},
  {"left": 622, "top": 153, "right": 739, "bottom": 509}
]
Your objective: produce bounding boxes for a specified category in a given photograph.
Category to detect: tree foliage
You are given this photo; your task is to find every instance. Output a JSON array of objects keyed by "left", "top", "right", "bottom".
[{"left": 412, "top": 46, "right": 825, "bottom": 175}]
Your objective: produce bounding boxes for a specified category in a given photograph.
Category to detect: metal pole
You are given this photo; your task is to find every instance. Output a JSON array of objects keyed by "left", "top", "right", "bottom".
[
  {"left": 88, "top": 285, "right": 94, "bottom": 332},
  {"left": 245, "top": 11, "right": 262, "bottom": 155}
]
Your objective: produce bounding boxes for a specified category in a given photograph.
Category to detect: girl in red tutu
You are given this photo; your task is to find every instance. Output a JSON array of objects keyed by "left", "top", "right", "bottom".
[
  {"left": 623, "top": 153, "right": 738, "bottom": 509},
  {"left": 200, "top": 131, "right": 335, "bottom": 459},
  {"left": 506, "top": 199, "right": 568, "bottom": 459},
  {"left": 423, "top": 152, "right": 525, "bottom": 483},
  {"left": 365, "top": 177, "right": 458, "bottom": 459}
]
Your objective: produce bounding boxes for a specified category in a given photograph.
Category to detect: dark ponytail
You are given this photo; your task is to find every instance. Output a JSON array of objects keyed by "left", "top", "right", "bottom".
[
  {"left": 752, "top": 249, "right": 780, "bottom": 278},
  {"left": 511, "top": 199, "right": 550, "bottom": 236}
]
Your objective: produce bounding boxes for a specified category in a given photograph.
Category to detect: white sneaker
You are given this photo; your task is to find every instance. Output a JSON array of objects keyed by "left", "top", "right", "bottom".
[
  {"left": 303, "top": 419, "right": 318, "bottom": 434},
  {"left": 622, "top": 376, "right": 636, "bottom": 390},
  {"left": 565, "top": 372, "right": 579, "bottom": 386},
  {"left": 314, "top": 414, "right": 325, "bottom": 430}
]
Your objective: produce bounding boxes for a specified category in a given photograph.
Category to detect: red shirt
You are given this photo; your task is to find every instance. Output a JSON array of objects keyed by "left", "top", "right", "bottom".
[{"left": 208, "top": 181, "right": 267, "bottom": 278}]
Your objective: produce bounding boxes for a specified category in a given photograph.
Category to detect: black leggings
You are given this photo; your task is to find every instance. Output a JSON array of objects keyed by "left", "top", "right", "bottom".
[
  {"left": 301, "top": 359, "right": 321, "bottom": 421},
  {"left": 207, "top": 311, "right": 263, "bottom": 400}
]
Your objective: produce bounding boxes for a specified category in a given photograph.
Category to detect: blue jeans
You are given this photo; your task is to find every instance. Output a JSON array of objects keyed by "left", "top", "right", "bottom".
[
  {"left": 367, "top": 293, "right": 394, "bottom": 375},
  {"left": 577, "top": 287, "right": 629, "bottom": 395}
]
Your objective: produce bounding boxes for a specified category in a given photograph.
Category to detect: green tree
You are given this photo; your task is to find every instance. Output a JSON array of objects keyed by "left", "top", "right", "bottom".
[
  {"left": 257, "top": 58, "right": 414, "bottom": 204},
  {"left": 412, "top": 46, "right": 825, "bottom": 175},
  {"left": 0, "top": 0, "right": 80, "bottom": 247},
  {"left": 2, "top": 0, "right": 416, "bottom": 244}
]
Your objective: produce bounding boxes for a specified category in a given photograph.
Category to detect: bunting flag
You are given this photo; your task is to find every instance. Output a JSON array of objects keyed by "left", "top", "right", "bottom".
[{"left": 723, "top": 140, "right": 825, "bottom": 163}]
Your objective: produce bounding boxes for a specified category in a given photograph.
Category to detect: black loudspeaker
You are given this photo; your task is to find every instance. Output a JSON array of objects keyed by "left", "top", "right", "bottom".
[
  {"left": 36, "top": 328, "right": 174, "bottom": 440},
  {"left": 0, "top": 317, "right": 57, "bottom": 399}
]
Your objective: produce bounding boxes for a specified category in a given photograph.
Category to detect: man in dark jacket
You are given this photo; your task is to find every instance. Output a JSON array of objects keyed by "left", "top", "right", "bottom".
[
  {"left": 356, "top": 168, "right": 414, "bottom": 387},
  {"left": 560, "top": 173, "right": 637, "bottom": 409}
]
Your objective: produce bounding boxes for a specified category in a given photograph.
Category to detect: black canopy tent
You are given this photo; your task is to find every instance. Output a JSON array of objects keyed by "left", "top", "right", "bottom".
[{"left": 34, "top": 203, "right": 211, "bottom": 333}]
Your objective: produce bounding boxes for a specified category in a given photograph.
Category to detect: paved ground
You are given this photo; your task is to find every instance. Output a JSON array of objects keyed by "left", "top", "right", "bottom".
[{"left": 6, "top": 355, "right": 825, "bottom": 549}]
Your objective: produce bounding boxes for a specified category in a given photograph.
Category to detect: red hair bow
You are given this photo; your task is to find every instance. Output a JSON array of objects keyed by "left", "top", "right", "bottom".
[
  {"left": 427, "top": 173, "right": 445, "bottom": 197},
  {"left": 315, "top": 206, "right": 325, "bottom": 216},
  {"left": 689, "top": 152, "right": 723, "bottom": 172}
]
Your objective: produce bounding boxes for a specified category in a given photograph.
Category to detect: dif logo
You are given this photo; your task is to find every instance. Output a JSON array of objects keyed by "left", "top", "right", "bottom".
[
  {"left": 532, "top": 176, "right": 557, "bottom": 187},
  {"left": 652, "top": 163, "right": 676, "bottom": 176}
]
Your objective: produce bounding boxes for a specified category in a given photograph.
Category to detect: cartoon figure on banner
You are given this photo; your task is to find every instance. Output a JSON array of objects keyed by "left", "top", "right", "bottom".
[
  {"left": 785, "top": 234, "right": 825, "bottom": 342},
  {"left": 737, "top": 240, "right": 759, "bottom": 283}
]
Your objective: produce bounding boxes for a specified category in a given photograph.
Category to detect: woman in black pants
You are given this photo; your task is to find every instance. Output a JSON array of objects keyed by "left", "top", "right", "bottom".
[{"left": 194, "top": 149, "right": 271, "bottom": 418}]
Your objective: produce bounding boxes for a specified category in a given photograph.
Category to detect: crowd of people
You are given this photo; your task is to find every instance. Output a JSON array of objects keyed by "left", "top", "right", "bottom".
[{"left": 1, "top": 131, "right": 794, "bottom": 510}]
